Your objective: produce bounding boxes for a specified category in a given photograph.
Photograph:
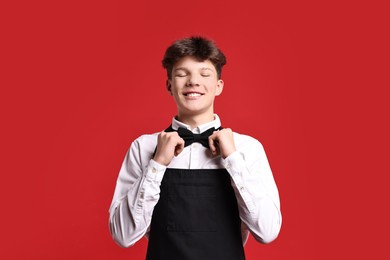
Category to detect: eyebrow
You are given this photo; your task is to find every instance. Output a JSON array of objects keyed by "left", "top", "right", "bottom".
[
  {"left": 174, "top": 67, "right": 214, "bottom": 72},
  {"left": 200, "top": 67, "right": 214, "bottom": 72},
  {"left": 174, "top": 67, "right": 187, "bottom": 71}
]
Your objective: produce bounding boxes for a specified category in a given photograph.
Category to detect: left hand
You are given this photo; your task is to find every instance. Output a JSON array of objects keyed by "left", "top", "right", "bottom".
[{"left": 208, "top": 128, "right": 236, "bottom": 159}]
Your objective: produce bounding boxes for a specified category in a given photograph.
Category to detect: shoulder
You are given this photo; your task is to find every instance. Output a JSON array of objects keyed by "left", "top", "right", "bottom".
[
  {"left": 133, "top": 132, "right": 160, "bottom": 144},
  {"left": 129, "top": 132, "right": 160, "bottom": 154},
  {"left": 232, "top": 131, "right": 270, "bottom": 163},
  {"left": 232, "top": 131, "right": 265, "bottom": 151}
]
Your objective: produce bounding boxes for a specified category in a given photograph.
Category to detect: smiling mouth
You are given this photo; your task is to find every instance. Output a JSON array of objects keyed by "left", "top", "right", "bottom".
[{"left": 183, "top": 92, "right": 204, "bottom": 97}]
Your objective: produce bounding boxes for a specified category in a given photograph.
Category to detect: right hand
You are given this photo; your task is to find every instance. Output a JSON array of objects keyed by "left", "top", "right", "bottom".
[{"left": 153, "top": 131, "right": 185, "bottom": 166}]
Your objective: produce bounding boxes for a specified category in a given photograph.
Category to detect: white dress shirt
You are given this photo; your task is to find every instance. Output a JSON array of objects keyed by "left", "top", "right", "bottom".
[{"left": 109, "top": 114, "right": 282, "bottom": 248}]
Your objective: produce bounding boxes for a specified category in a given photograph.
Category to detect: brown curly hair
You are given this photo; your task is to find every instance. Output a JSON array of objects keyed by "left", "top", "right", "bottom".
[{"left": 162, "top": 36, "right": 227, "bottom": 79}]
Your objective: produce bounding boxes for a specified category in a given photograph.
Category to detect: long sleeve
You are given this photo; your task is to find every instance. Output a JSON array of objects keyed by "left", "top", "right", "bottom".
[
  {"left": 223, "top": 134, "right": 282, "bottom": 244},
  {"left": 108, "top": 135, "right": 166, "bottom": 247},
  {"left": 109, "top": 115, "right": 282, "bottom": 248}
]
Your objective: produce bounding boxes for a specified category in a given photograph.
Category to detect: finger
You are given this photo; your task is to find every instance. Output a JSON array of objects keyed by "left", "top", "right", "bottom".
[
  {"left": 208, "top": 135, "right": 217, "bottom": 155},
  {"left": 174, "top": 138, "right": 185, "bottom": 156},
  {"left": 156, "top": 131, "right": 165, "bottom": 149},
  {"left": 157, "top": 130, "right": 164, "bottom": 140}
]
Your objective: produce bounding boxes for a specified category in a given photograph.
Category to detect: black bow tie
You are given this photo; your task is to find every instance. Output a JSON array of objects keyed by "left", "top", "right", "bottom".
[{"left": 177, "top": 127, "right": 216, "bottom": 148}]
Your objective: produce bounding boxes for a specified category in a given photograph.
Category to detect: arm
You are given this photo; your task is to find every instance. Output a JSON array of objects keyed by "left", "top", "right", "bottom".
[
  {"left": 108, "top": 137, "right": 167, "bottom": 247},
  {"left": 223, "top": 136, "right": 282, "bottom": 244},
  {"left": 209, "top": 130, "right": 281, "bottom": 244},
  {"left": 108, "top": 132, "right": 184, "bottom": 247}
]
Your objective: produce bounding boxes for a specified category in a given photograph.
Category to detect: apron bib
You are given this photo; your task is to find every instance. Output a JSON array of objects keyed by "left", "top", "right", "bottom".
[{"left": 146, "top": 168, "right": 245, "bottom": 260}]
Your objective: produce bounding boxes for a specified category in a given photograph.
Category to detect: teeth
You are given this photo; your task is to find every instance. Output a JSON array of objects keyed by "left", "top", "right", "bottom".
[{"left": 186, "top": 93, "right": 201, "bottom": 97}]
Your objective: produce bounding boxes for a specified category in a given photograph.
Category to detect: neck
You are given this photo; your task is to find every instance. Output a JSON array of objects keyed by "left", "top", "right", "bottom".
[{"left": 176, "top": 112, "right": 215, "bottom": 129}]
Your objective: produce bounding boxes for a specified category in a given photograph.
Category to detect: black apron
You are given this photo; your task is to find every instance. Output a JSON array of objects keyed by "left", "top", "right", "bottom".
[{"left": 146, "top": 166, "right": 245, "bottom": 259}]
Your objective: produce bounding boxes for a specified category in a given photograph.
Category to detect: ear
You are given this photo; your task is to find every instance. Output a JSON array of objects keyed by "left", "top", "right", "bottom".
[
  {"left": 166, "top": 80, "right": 172, "bottom": 95},
  {"left": 215, "top": 79, "right": 224, "bottom": 96}
]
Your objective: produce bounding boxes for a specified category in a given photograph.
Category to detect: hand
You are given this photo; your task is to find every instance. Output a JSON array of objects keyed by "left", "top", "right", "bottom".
[
  {"left": 153, "top": 131, "right": 185, "bottom": 166},
  {"left": 208, "top": 128, "right": 236, "bottom": 159}
]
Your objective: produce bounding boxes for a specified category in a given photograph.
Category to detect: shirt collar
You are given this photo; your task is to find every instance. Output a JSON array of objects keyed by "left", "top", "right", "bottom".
[{"left": 171, "top": 114, "right": 222, "bottom": 134}]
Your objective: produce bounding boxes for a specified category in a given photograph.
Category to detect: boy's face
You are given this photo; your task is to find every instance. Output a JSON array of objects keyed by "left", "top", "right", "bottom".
[{"left": 167, "top": 56, "right": 224, "bottom": 118}]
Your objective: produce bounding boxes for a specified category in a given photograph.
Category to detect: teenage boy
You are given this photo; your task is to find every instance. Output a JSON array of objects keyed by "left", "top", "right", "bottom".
[{"left": 109, "top": 36, "right": 282, "bottom": 260}]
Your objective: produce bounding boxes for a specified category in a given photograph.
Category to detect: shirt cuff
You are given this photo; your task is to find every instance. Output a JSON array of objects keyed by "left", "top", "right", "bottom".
[{"left": 145, "top": 159, "right": 167, "bottom": 182}]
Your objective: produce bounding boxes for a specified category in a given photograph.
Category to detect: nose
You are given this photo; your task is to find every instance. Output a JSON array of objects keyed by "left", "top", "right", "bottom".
[{"left": 186, "top": 75, "right": 200, "bottom": 87}]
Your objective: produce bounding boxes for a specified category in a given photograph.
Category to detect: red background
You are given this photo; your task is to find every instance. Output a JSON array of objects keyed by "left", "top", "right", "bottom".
[{"left": 1, "top": 0, "right": 389, "bottom": 259}]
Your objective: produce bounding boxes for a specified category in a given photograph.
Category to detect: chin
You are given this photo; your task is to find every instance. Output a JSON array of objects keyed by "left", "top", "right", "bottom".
[{"left": 182, "top": 107, "right": 210, "bottom": 116}]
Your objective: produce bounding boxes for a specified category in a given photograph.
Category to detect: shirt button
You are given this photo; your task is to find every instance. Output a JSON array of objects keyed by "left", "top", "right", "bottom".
[
  {"left": 152, "top": 167, "right": 157, "bottom": 173},
  {"left": 226, "top": 163, "right": 231, "bottom": 169}
]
